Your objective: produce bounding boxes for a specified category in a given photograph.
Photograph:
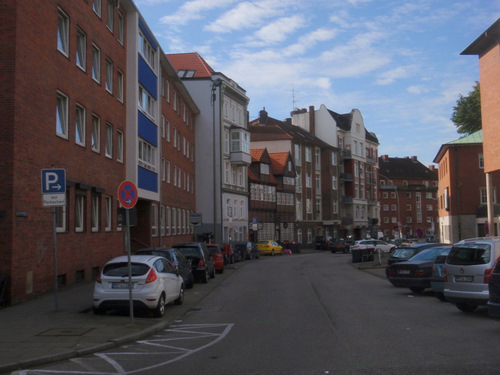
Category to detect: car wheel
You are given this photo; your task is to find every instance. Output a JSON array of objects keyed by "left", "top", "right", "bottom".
[
  {"left": 200, "top": 269, "right": 209, "bottom": 283},
  {"left": 186, "top": 274, "right": 194, "bottom": 289},
  {"left": 410, "top": 287, "right": 425, "bottom": 293},
  {"left": 456, "top": 303, "right": 478, "bottom": 313},
  {"left": 219, "top": 266, "right": 224, "bottom": 274},
  {"left": 210, "top": 267, "right": 216, "bottom": 278},
  {"left": 271, "top": 250, "right": 275, "bottom": 256},
  {"left": 174, "top": 285, "right": 184, "bottom": 305},
  {"left": 153, "top": 294, "right": 166, "bottom": 317}
]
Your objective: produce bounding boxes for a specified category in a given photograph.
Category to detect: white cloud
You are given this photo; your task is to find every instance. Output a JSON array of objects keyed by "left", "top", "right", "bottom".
[
  {"left": 376, "top": 66, "right": 416, "bottom": 85},
  {"left": 254, "top": 15, "right": 306, "bottom": 44},
  {"left": 159, "top": 0, "right": 236, "bottom": 26}
]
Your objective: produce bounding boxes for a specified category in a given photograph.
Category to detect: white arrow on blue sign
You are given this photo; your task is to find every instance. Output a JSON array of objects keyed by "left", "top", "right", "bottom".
[{"left": 41, "top": 169, "right": 66, "bottom": 194}]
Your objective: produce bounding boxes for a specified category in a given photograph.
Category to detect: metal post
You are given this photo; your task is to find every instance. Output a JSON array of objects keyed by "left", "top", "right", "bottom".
[
  {"left": 52, "top": 207, "right": 58, "bottom": 312},
  {"left": 125, "top": 209, "right": 134, "bottom": 324}
]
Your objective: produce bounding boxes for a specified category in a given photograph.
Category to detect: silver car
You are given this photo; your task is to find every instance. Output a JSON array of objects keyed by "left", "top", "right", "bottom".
[
  {"left": 93, "top": 255, "right": 184, "bottom": 317},
  {"left": 444, "top": 237, "right": 500, "bottom": 312}
]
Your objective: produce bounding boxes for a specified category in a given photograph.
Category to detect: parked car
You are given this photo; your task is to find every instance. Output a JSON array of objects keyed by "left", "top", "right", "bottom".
[
  {"left": 487, "top": 257, "right": 500, "bottom": 318},
  {"left": 257, "top": 240, "right": 283, "bottom": 256},
  {"left": 219, "top": 242, "right": 235, "bottom": 264},
  {"left": 93, "top": 255, "right": 184, "bottom": 317},
  {"left": 388, "top": 245, "right": 452, "bottom": 293},
  {"left": 329, "top": 238, "right": 351, "bottom": 253},
  {"left": 385, "top": 243, "right": 445, "bottom": 277},
  {"left": 173, "top": 243, "right": 215, "bottom": 283},
  {"left": 315, "top": 236, "right": 334, "bottom": 250},
  {"left": 444, "top": 237, "right": 500, "bottom": 313},
  {"left": 232, "top": 241, "right": 259, "bottom": 260},
  {"left": 207, "top": 243, "right": 224, "bottom": 274},
  {"left": 353, "top": 239, "right": 395, "bottom": 253},
  {"left": 135, "top": 247, "right": 194, "bottom": 289},
  {"left": 231, "top": 241, "right": 249, "bottom": 261},
  {"left": 431, "top": 248, "right": 452, "bottom": 301}
]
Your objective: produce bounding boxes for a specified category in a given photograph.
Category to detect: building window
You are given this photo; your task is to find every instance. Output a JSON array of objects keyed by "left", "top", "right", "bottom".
[
  {"left": 139, "top": 31, "right": 155, "bottom": 68},
  {"left": 294, "top": 144, "right": 301, "bottom": 166},
  {"left": 139, "top": 86, "right": 155, "bottom": 118},
  {"left": 306, "top": 172, "right": 311, "bottom": 188},
  {"left": 160, "top": 205, "right": 165, "bottom": 236},
  {"left": 116, "top": 130, "right": 123, "bottom": 162},
  {"left": 93, "top": 0, "right": 101, "bottom": 17},
  {"left": 332, "top": 151, "right": 336, "bottom": 166},
  {"left": 92, "top": 44, "right": 101, "bottom": 83},
  {"left": 138, "top": 139, "right": 157, "bottom": 171},
  {"left": 231, "top": 129, "right": 250, "bottom": 153},
  {"left": 105, "top": 196, "right": 112, "bottom": 231},
  {"left": 91, "top": 115, "right": 100, "bottom": 152},
  {"left": 56, "top": 91, "right": 68, "bottom": 138},
  {"left": 105, "top": 123, "right": 113, "bottom": 158},
  {"left": 117, "top": 70, "right": 124, "bottom": 102},
  {"left": 166, "top": 206, "right": 171, "bottom": 235},
  {"left": 315, "top": 149, "right": 321, "bottom": 170},
  {"left": 91, "top": 194, "right": 100, "bottom": 232},
  {"left": 479, "top": 153, "right": 484, "bottom": 169},
  {"left": 406, "top": 204, "right": 412, "bottom": 211},
  {"left": 106, "top": 0, "right": 114, "bottom": 32},
  {"left": 426, "top": 204, "right": 433, "bottom": 211},
  {"left": 166, "top": 161, "right": 171, "bottom": 183},
  {"left": 105, "top": 58, "right": 113, "bottom": 93},
  {"left": 315, "top": 174, "right": 321, "bottom": 195},
  {"left": 57, "top": 9, "right": 69, "bottom": 56},
  {"left": 76, "top": 28, "right": 86, "bottom": 70},
  {"left": 391, "top": 204, "right": 396, "bottom": 211},
  {"left": 260, "top": 163, "right": 269, "bottom": 175},
  {"left": 305, "top": 147, "right": 311, "bottom": 162},
  {"left": 117, "top": 12, "right": 124, "bottom": 44},
  {"left": 152, "top": 204, "right": 158, "bottom": 237},
  {"left": 75, "top": 194, "right": 85, "bottom": 232},
  {"left": 407, "top": 217, "right": 412, "bottom": 223},
  {"left": 56, "top": 205, "right": 66, "bottom": 233},
  {"left": 75, "top": 104, "right": 86, "bottom": 146}
]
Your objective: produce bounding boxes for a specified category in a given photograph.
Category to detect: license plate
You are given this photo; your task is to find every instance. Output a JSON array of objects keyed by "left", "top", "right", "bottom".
[
  {"left": 455, "top": 275, "right": 473, "bottom": 282},
  {"left": 397, "top": 269, "right": 410, "bottom": 275},
  {"left": 112, "top": 282, "right": 133, "bottom": 289}
]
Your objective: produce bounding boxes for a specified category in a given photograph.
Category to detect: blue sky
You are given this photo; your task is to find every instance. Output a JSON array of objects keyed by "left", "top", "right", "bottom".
[{"left": 135, "top": 0, "right": 500, "bottom": 167}]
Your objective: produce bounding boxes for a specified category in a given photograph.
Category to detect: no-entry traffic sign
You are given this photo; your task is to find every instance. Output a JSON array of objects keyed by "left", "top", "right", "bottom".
[{"left": 118, "top": 180, "right": 138, "bottom": 209}]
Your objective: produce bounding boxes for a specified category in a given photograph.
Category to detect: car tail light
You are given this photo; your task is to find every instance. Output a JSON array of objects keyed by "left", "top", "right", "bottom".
[
  {"left": 199, "top": 257, "right": 206, "bottom": 268},
  {"left": 146, "top": 268, "right": 157, "bottom": 284},
  {"left": 389, "top": 269, "right": 396, "bottom": 276},
  {"left": 485, "top": 268, "right": 493, "bottom": 284},
  {"left": 443, "top": 268, "right": 448, "bottom": 282},
  {"left": 96, "top": 272, "right": 102, "bottom": 284},
  {"left": 415, "top": 269, "right": 425, "bottom": 276}
]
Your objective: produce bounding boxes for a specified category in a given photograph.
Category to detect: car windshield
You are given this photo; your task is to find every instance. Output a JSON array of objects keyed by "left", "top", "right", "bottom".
[
  {"left": 103, "top": 262, "right": 150, "bottom": 277},
  {"left": 392, "top": 248, "right": 417, "bottom": 258},
  {"left": 447, "top": 244, "right": 491, "bottom": 265}
]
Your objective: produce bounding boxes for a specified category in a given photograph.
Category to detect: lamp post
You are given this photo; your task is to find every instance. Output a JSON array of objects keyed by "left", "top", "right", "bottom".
[{"left": 210, "top": 78, "right": 222, "bottom": 243}]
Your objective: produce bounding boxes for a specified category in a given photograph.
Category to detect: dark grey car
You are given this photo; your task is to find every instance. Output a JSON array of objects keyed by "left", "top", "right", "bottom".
[{"left": 173, "top": 243, "right": 215, "bottom": 283}]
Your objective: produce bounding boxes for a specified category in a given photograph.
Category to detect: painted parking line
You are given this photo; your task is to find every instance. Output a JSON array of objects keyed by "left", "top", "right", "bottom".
[{"left": 13, "top": 323, "right": 234, "bottom": 375}]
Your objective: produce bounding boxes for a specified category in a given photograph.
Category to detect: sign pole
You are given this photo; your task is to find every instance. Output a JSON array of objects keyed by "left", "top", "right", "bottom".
[
  {"left": 52, "top": 207, "right": 58, "bottom": 312},
  {"left": 126, "top": 209, "right": 133, "bottom": 325}
]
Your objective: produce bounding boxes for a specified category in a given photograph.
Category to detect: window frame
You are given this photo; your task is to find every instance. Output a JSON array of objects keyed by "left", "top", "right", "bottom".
[
  {"left": 56, "top": 91, "right": 69, "bottom": 139},
  {"left": 57, "top": 8, "right": 69, "bottom": 56}
]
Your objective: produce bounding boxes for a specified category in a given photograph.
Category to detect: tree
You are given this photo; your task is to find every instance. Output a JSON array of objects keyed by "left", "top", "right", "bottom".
[{"left": 451, "top": 82, "right": 481, "bottom": 135}]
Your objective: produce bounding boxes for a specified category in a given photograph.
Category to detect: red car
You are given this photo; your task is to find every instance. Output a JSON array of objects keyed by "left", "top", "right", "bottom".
[{"left": 207, "top": 244, "right": 224, "bottom": 274}]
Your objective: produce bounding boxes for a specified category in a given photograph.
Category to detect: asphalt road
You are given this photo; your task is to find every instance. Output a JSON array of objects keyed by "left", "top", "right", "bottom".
[{"left": 18, "top": 252, "right": 500, "bottom": 375}]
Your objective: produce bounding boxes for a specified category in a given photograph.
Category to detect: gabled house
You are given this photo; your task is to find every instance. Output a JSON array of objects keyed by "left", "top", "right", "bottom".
[
  {"left": 461, "top": 18, "right": 500, "bottom": 237},
  {"left": 434, "top": 131, "right": 500, "bottom": 243},
  {"left": 378, "top": 155, "right": 438, "bottom": 241},
  {"left": 292, "top": 105, "right": 379, "bottom": 240},
  {"left": 167, "top": 53, "right": 250, "bottom": 243},
  {"left": 249, "top": 109, "right": 337, "bottom": 245}
]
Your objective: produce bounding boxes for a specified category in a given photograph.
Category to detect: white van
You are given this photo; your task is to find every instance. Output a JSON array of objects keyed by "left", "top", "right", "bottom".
[{"left": 444, "top": 237, "right": 500, "bottom": 312}]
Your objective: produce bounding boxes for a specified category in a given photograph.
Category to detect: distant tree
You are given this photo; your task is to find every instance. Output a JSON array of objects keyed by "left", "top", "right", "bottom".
[{"left": 451, "top": 82, "right": 481, "bottom": 135}]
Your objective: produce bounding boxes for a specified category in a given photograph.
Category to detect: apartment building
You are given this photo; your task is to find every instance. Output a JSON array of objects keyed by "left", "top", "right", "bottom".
[
  {"left": 292, "top": 105, "right": 379, "bottom": 240},
  {"left": 0, "top": 0, "right": 198, "bottom": 304},
  {"left": 167, "top": 53, "right": 251, "bottom": 243},
  {"left": 461, "top": 18, "right": 500, "bottom": 236},
  {"left": 378, "top": 155, "right": 438, "bottom": 241},
  {"left": 249, "top": 109, "right": 337, "bottom": 245},
  {"left": 434, "top": 131, "right": 500, "bottom": 243}
]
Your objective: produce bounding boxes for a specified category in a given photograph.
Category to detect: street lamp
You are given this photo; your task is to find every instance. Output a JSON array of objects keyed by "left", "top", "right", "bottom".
[{"left": 211, "top": 78, "right": 222, "bottom": 243}]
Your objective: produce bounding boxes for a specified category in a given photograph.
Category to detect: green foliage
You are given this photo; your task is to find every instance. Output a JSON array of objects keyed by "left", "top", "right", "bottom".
[{"left": 451, "top": 82, "right": 481, "bottom": 135}]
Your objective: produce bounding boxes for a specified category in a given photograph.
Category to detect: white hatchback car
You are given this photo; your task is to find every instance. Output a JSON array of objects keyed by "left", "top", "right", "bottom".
[
  {"left": 93, "top": 255, "right": 184, "bottom": 317},
  {"left": 352, "top": 239, "right": 395, "bottom": 253}
]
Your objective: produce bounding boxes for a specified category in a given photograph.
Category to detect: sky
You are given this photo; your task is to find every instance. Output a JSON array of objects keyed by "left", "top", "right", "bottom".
[{"left": 135, "top": 0, "right": 500, "bottom": 167}]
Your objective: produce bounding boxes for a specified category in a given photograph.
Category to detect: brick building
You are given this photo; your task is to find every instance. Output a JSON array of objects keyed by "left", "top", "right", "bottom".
[
  {"left": 378, "top": 156, "right": 438, "bottom": 241},
  {"left": 0, "top": 0, "right": 198, "bottom": 304},
  {"left": 461, "top": 18, "right": 500, "bottom": 236},
  {"left": 434, "top": 131, "right": 500, "bottom": 243}
]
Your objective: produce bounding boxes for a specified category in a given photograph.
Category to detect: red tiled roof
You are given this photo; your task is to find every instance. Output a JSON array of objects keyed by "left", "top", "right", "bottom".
[
  {"left": 251, "top": 148, "right": 265, "bottom": 162},
  {"left": 269, "top": 152, "right": 289, "bottom": 174},
  {"left": 166, "top": 52, "right": 215, "bottom": 78}
]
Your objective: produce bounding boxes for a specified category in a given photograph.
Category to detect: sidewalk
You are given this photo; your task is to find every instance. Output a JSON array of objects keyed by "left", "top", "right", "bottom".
[{"left": 0, "top": 250, "right": 386, "bottom": 374}]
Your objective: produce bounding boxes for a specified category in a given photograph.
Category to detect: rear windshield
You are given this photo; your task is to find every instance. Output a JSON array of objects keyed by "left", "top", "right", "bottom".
[
  {"left": 392, "top": 248, "right": 417, "bottom": 259},
  {"left": 410, "top": 247, "right": 451, "bottom": 262},
  {"left": 447, "top": 244, "right": 491, "bottom": 265},
  {"left": 103, "top": 262, "right": 149, "bottom": 277},
  {"left": 175, "top": 246, "right": 201, "bottom": 257}
]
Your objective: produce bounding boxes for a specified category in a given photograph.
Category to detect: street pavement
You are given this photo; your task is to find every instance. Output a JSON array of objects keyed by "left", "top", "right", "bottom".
[{"left": 0, "top": 250, "right": 387, "bottom": 374}]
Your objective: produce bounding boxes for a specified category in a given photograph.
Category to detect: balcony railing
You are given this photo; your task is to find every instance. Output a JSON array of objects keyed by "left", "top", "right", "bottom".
[{"left": 339, "top": 173, "right": 353, "bottom": 181}]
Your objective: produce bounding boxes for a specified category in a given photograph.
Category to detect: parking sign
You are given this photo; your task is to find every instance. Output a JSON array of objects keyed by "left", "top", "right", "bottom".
[{"left": 41, "top": 169, "right": 66, "bottom": 206}]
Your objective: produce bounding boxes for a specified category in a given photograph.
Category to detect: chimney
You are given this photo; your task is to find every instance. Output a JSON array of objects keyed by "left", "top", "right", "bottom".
[
  {"left": 259, "top": 107, "right": 268, "bottom": 125},
  {"left": 309, "top": 106, "right": 315, "bottom": 135},
  {"left": 381, "top": 155, "right": 389, "bottom": 161}
]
